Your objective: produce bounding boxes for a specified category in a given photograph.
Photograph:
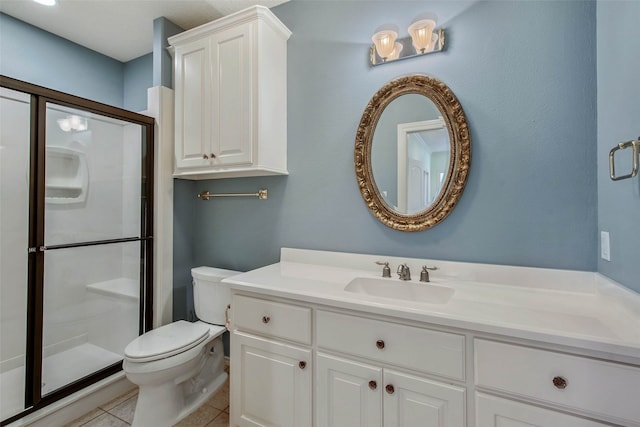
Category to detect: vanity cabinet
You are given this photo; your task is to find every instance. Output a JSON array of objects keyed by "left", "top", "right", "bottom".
[
  {"left": 316, "top": 352, "right": 465, "bottom": 427},
  {"left": 315, "top": 311, "right": 466, "bottom": 427},
  {"left": 474, "top": 339, "right": 640, "bottom": 426},
  {"left": 476, "top": 393, "right": 611, "bottom": 427},
  {"left": 230, "top": 291, "right": 640, "bottom": 427},
  {"left": 169, "top": 6, "right": 290, "bottom": 179},
  {"left": 230, "top": 295, "right": 312, "bottom": 427},
  {"left": 231, "top": 332, "right": 311, "bottom": 427}
]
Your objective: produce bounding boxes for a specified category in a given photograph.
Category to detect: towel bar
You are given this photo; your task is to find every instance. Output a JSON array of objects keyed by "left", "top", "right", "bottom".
[
  {"left": 197, "top": 189, "right": 268, "bottom": 201},
  {"left": 609, "top": 137, "right": 639, "bottom": 181}
]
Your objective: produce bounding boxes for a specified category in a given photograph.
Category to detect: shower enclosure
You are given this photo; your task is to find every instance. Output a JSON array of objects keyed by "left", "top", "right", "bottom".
[{"left": 0, "top": 77, "right": 154, "bottom": 424}]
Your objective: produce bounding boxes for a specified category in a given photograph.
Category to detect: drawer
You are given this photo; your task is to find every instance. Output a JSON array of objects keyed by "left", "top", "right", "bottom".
[
  {"left": 316, "top": 310, "right": 465, "bottom": 380},
  {"left": 474, "top": 339, "right": 640, "bottom": 425},
  {"left": 232, "top": 295, "right": 312, "bottom": 345}
]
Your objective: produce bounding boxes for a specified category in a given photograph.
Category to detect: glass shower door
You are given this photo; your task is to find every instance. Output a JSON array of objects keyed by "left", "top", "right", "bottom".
[
  {"left": 0, "top": 88, "right": 32, "bottom": 420},
  {"left": 40, "top": 102, "right": 145, "bottom": 396}
]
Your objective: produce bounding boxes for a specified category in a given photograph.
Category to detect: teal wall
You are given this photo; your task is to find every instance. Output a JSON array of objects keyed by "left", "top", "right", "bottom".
[
  {"left": 596, "top": 1, "right": 640, "bottom": 292},
  {"left": 124, "top": 53, "right": 153, "bottom": 112},
  {"left": 173, "top": 0, "right": 603, "bottom": 320}
]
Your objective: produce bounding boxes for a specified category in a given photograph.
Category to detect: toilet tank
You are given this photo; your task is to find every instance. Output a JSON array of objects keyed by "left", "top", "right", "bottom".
[{"left": 191, "top": 267, "right": 240, "bottom": 325}]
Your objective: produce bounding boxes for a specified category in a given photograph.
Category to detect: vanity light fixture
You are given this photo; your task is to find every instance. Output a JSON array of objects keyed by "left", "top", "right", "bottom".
[
  {"left": 370, "top": 17, "right": 445, "bottom": 66},
  {"left": 33, "top": 0, "right": 56, "bottom": 6},
  {"left": 371, "top": 29, "right": 398, "bottom": 62}
]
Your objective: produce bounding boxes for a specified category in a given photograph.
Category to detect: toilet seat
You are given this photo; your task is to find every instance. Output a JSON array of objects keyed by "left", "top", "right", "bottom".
[{"left": 124, "top": 320, "right": 210, "bottom": 363}]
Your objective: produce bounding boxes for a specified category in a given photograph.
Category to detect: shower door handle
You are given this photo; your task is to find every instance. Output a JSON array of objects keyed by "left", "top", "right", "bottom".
[{"left": 28, "top": 246, "right": 48, "bottom": 253}]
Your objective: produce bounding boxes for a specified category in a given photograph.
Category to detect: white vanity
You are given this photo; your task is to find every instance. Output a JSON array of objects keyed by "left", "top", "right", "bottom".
[{"left": 225, "top": 248, "right": 640, "bottom": 427}]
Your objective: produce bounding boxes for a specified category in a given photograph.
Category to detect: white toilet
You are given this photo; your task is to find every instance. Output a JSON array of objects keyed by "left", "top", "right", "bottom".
[{"left": 123, "top": 267, "right": 239, "bottom": 426}]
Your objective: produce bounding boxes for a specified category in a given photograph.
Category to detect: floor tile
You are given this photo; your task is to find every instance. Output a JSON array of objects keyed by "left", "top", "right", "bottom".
[
  {"left": 80, "top": 412, "right": 129, "bottom": 427},
  {"left": 99, "top": 388, "right": 138, "bottom": 411},
  {"left": 206, "top": 410, "right": 229, "bottom": 427},
  {"left": 106, "top": 395, "right": 137, "bottom": 424},
  {"left": 205, "top": 381, "right": 229, "bottom": 411},
  {"left": 64, "top": 408, "right": 106, "bottom": 427},
  {"left": 173, "top": 404, "right": 221, "bottom": 427}
]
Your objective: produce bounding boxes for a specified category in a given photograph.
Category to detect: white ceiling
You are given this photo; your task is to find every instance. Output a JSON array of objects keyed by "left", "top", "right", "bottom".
[{"left": 0, "top": 0, "right": 288, "bottom": 62}]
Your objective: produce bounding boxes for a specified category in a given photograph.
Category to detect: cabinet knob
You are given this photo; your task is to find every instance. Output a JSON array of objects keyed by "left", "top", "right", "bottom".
[
  {"left": 299, "top": 361, "right": 306, "bottom": 369},
  {"left": 552, "top": 376, "right": 568, "bottom": 389},
  {"left": 385, "top": 384, "right": 395, "bottom": 394},
  {"left": 368, "top": 380, "right": 377, "bottom": 390},
  {"left": 262, "top": 315, "right": 270, "bottom": 324},
  {"left": 376, "top": 340, "right": 385, "bottom": 350},
  {"left": 202, "top": 154, "right": 209, "bottom": 159}
]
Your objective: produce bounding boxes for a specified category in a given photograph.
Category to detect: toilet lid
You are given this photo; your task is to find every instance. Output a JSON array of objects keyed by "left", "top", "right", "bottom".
[{"left": 124, "top": 320, "right": 210, "bottom": 362}]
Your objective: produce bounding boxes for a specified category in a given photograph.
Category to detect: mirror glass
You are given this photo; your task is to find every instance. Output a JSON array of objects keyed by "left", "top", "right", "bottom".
[
  {"left": 355, "top": 74, "right": 471, "bottom": 232},
  {"left": 371, "top": 94, "right": 450, "bottom": 214}
]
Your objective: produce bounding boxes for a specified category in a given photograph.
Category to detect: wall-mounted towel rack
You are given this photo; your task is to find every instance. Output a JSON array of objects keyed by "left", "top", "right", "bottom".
[
  {"left": 197, "top": 189, "right": 268, "bottom": 201},
  {"left": 609, "top": 137, "right": 639, "bottom": 181}
]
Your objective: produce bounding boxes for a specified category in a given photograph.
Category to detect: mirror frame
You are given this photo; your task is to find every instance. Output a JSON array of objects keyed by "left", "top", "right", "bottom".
[{"left": 355, "top": 74, "right": 471, "bottom": 231}]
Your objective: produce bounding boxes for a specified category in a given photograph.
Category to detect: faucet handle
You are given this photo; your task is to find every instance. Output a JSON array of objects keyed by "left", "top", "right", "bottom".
[
  {"left": 420, "top": 265, "right": 438, "bottom": 282},
  {"left": 375, "top": 261, "right": 391, "bottom": 278}
]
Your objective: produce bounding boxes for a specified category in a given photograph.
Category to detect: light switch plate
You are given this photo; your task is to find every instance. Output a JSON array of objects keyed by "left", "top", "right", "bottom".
[{"left": 600, "top": 231, "right": 611, "bottom": 261}]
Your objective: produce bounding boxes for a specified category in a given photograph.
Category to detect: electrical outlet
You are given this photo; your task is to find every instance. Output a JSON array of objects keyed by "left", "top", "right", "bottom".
[{"left": 600, "top": 231, "right": 611, "bottom": 261}]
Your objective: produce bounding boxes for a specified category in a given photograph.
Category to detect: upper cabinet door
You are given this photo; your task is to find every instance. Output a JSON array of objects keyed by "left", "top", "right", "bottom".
[
  {"left": 211, "top": 22, "right": 253, "bottom": 167},
  {"left": 174, "top": 37, "right": 212, "bottom": 169}
]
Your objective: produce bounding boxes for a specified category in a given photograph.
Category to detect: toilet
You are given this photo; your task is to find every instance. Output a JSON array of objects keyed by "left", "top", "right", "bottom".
[{"left": 123, "top": 267, "right": 238, "bottom": 426}]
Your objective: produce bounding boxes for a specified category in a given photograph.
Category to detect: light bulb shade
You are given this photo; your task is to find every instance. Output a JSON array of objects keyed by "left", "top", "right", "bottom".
[
  {"left": 408, "top": 19, "right": 436, "bottom": 54},
  {"left": 372, "top": 30, "right": 398, "bottom": 60},
  {"left": 388, "top": 42, "right": 403, "bottom": 60}
]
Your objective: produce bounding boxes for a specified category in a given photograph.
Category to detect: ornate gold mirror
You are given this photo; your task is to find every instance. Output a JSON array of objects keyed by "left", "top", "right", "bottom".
[{"left": 355, "top": 74, "right": 471, "bottom": 231}]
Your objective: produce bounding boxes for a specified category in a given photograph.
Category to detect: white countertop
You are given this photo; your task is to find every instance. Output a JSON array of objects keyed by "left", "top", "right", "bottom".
[{"left": 224, "top": 248, "right": 640, "bottom": 360}]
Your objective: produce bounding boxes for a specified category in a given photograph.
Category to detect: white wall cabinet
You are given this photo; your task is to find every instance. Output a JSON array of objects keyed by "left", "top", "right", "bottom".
[{"left": 170, "top": 6, "right": 290, "bottom": 179}]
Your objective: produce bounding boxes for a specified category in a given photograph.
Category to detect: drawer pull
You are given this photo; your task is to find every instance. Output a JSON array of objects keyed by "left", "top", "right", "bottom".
[
  {"left": 376, "top": 339, "right": 385, "bottom": 350},
  {"left": 299, "top": 361, "right": 306, "bottom": 369},
  {"left": 385, "top": 384, "right": 395, "bottom": 394},
  {"left": 262, "top": 315, "right": 270, "bottom": 324},
  {"left": 368, "top": 380, "right": 377, "bottom": 390},
  {"left": 202, "top": 154, "right": 209, "bottom": 159},
  {"left": 553, "top": 376, "right": 568, "bottom": 389}
]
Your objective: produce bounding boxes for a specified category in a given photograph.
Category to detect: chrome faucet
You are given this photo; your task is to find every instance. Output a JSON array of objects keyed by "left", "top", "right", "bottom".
[{"left": 397, "top": 263, "right": 411, "bottom": 281}]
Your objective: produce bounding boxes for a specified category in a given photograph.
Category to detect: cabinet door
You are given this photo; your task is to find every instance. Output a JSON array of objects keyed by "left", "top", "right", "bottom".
[
  {"left": 230, "top": 331, "right": 311, "bottom": 427},
  {"left": 476, "top": 393, "right": 610, "bottom": 427},
  {"left": 174, "top": 37, "right": 212, "bottom": 169},
  {"left": 211, "top": 22, "right": 253, "bottom": 166},
  {"left": 383, "top": 370, "right": 465, "bottom": 427},
  {"left": 316, "top": 353, "right": 382, "bottom": 427}
]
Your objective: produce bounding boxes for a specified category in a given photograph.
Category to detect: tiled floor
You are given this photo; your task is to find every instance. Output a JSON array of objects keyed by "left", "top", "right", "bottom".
[{"left": 64, "top": 376, "right": 229, "bottom": 427}]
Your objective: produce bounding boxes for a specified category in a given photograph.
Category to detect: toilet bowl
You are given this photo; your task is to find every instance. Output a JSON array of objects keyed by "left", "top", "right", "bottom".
[{"left": 123, "top": 267, "right": 238, "bottom": 426}]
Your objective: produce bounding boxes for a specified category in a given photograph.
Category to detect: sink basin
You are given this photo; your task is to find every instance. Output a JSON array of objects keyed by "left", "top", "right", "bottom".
[{"left": 344, "top": 277, "right": 454, "bottom": 304}]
